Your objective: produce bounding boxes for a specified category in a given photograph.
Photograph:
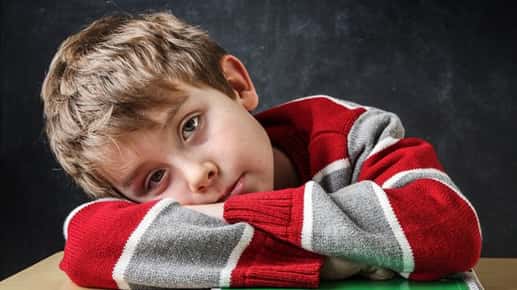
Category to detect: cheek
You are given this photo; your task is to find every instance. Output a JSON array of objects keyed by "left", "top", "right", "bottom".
[
  {"left": 235, "top": 123, "right": 274, "bottom": 176},
  {"left": 207, "top": 112, "right": 273, "bottom": 173},
  {"left": 221, "top": 125, "right": 265, "bottom": 159},
  {"left": 159, "top": 177, "right": 193, "bottom": 204}
]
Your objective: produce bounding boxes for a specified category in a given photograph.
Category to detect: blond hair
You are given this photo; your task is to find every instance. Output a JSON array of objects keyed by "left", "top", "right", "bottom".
[{"left": 41, "top": 11, "right": 235, "bottom": 198}]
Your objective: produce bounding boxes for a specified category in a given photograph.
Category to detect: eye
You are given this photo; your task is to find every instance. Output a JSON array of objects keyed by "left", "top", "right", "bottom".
[
  {"left": 181, "top": 115, "right": 200, "bottom": 140},
  {"left": 145, "top": 169, "right": 167, "bottom": 192}
]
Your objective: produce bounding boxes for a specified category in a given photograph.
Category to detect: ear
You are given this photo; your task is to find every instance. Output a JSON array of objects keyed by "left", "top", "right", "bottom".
[{"left": 220, "top": 55, "right": 259, "bottom": 111}]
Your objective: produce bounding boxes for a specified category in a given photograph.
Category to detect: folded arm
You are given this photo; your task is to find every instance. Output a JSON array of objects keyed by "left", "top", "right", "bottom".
[
  {"left": 224, "top": 106, "right": 482, "bottom": 280},
  {"left": 61, "top": 198, "right": 323, "bottom": 289},
  {"left": 186, "top": 202, "right": 392, "bottom": 281}
]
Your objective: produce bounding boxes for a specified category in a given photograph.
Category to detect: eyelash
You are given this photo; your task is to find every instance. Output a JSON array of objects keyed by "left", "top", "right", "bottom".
[
  {"left": 143, "top": 114, "right": 201, "bottom": 194},
  {"left": 180, "top": 114, "right": 200, "bottom": 141},
  {"left": 144, "top": 168, "right": 168, "bottom": 193}
]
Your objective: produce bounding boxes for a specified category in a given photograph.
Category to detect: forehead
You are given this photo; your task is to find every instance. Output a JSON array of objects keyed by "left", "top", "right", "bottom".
[
  {"left": 141, "top": 93, "right": 188, "bottom": 128},
  {"left": 145, "top": 79, "right": 188, "bottom": 112}
]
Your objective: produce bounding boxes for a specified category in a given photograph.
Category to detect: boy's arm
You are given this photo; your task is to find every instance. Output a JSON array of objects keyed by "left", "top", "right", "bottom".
[
  {"left": 60, "top": 198, "right": 323, "bottom": 289},
  {"left": 186, "top": 203, "right": 393, "bottom": 281},
  {"left": 223, "top": 103, "right": 482, "bottom": 281}
]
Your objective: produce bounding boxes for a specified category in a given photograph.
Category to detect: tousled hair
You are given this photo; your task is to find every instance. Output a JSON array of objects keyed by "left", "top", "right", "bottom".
[{"left": 41, "top": 11, "right": 235, "bottom": 198}]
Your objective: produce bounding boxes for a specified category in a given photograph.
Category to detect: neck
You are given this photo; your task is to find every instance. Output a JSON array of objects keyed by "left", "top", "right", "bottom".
[{"left": 273, "top": 147, "right": 300, "bottom": 189}]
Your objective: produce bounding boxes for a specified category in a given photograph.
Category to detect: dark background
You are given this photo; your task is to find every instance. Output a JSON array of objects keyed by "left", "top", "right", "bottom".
[{"left": 1, "top": 0, "right": 516, "bottom": 280}]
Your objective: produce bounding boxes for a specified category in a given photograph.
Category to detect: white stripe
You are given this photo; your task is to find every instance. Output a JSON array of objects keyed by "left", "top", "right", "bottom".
[
  {"left": 430, "top": 177, "right": 484, "bottom": 241},
  {"left": 382, "top": 168, "right": 452, "bottom": 190},
  {"left": 466, "top": 270, "right": 484, "bottom": 290},
  {"left": 312, "top": 158, "right": 350, "bottom": 182},
  {"left": 282, "top": 95, "right": 370, "bottom": 110},
  {"left": 367, "top": 137, "right": 400, "bottom": 159},
  {"left": 330, "top": 97, "right": 370, "bottom": 110},
  {"left": 112, "top": 198, "right": 175, "bottom": 290},
  {"left": 383, "top": 169, "right": 483, "bottom": 240},
  {"left": 63, "top": 198, "right": 128, "bottom": 240},
  {"left": 219, "top": 224, "right": 255, "bottom": 287},
  {"left": 370, "top": 182, "right": 415, "bottom": 273},
  {"left": 301, "top": 182, "right": 315, "bottom": 251}
]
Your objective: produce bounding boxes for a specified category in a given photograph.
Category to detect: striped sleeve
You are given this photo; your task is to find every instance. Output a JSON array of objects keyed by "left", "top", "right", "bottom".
[
  {"left": 225, "top": 104, "right": 482, "bottom": 281},
  {"left": 349, "top": 108, "right": 482, "bottom": 280},
  {"left": 60, "top": 198, "right": 323, "bottom": 289}
]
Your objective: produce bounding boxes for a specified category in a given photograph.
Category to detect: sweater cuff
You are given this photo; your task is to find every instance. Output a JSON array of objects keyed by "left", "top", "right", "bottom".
[
  {"left": 224, "top": 187, "right": 306, "bottom": 247},
  {"left": 231, "top": 228, "right": 323, "bottom": 288}
]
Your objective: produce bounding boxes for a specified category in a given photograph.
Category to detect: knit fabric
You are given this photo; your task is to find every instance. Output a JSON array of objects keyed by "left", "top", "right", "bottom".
[
  {"left": 60, "top": 96, "right": 482, "bottom": 289},
  {"left": 62, "top": 198, "right": 322, "bottom": 289}
]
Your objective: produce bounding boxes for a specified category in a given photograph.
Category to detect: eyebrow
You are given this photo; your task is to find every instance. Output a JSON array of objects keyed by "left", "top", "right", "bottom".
[
  {"left": 119, "top": 96, "right": 188, "bottom": 191},
  {"left": 157, "top": 95, "right": 188, "bottom": 131},
  {"left": 120, "top": 162, "right": 151, "bottom": 193}
]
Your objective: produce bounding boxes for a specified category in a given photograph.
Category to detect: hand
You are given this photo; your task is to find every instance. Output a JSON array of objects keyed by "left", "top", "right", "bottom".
[
  {"left": 320, "top": 256, "right": 395, "bottom": 281},
  {"left": 320, "top": 256, "right": 363, "bottom": 280},
  {"left": 360, "top": 265, "right": 396, "bottom": 280},
  {"left": 184, "top": 202, "right": 225, "bottom": 220}
]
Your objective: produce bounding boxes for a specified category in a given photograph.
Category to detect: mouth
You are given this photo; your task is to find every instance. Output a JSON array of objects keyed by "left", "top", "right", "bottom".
[{"left": 218, "top": 174, "right": 245, "bottom": 202}]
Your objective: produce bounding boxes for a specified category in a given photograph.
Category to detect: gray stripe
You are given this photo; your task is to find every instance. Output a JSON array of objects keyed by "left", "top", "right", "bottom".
[
  {"left": 348, "top": 108, "right": 405, "bottom": 183},
  {"left": 317, "top": 166, "right": 352, "bottom": 193},
  {"left": 125, "top": 203, "right": 246, "bottom": 289},
  {"left": 311, "top": 181, "right": 404, "bottom": 271}
]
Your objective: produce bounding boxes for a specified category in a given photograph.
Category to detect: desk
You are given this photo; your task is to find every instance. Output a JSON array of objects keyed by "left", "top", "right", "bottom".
[
  {"left": 0, "top": 252, "right": 88, "bottom": 290},
  {"left": 1, "top": 252, "right": 516, "bottom": 290},
  {"left": 475, "top": 258, "right": 517, "bottom": 290}
]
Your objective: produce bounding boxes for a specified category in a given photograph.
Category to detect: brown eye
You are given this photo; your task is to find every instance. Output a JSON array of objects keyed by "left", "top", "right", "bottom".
[
  {"left": 146, "top": 169, "right": 166, "bottom": 191},
  {"left": 181, "top": 115, "right": 199, "bottom": 140}
]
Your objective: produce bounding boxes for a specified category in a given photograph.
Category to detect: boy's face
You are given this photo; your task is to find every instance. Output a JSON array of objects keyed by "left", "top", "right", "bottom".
[{"left": 99, "top": 81, "right": 274, "bottom": 204}]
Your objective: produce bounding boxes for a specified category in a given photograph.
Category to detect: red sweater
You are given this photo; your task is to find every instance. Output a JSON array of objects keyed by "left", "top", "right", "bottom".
[{"left": 60, "top": 96, "right": 482, "bottom": 289}]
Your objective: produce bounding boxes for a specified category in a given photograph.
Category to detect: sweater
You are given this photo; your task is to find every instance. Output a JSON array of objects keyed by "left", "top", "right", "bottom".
[{"left": 60, "top": 95, "right": 482, "bottom": 289}]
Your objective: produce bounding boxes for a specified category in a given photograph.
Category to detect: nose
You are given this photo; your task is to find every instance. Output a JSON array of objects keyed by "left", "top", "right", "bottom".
[{"left": 184, "top": 160, "right": 219, "bottom": 193}]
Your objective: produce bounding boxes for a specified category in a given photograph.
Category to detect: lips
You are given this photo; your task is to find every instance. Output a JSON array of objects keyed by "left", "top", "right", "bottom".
[{"left": 218, "top": 174, "right": 244, "bottom": 202}]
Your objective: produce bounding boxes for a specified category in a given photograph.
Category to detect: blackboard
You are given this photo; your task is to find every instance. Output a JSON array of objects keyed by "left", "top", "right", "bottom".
[{"left": 1, "top": 0, "right": 516, "bottom": 279}]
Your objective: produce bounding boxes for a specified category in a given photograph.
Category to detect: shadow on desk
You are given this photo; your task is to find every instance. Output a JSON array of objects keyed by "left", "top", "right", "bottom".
[{"left": 1, "top": 252, "right": 516, "bottom": 290}]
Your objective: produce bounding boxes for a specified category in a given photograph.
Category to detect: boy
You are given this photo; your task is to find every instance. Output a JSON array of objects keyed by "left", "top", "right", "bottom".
[{"left": 41, "top": 11, "right": 482, "bottom": 289}]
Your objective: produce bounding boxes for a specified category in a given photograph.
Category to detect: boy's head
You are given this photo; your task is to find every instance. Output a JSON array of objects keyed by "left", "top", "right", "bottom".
[{"left": 41, "top": 11, "right": 275, "bottom": 202}]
